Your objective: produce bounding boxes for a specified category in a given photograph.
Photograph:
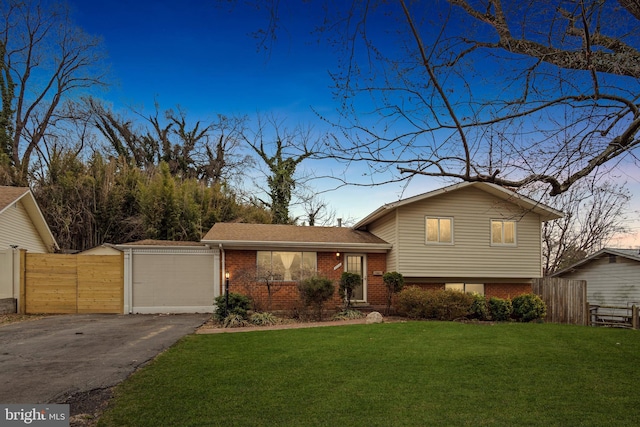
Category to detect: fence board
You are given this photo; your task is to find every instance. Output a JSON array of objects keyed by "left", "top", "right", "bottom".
[
  {"left": 25, "top": 253, "right": 123, "bottom": 314},
  {"left": 532, "top": 278, "right": 587, "bottom": 326}
]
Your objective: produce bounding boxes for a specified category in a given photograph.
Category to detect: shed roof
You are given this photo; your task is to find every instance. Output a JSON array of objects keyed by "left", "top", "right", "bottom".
[
  {"left": 202, "top": 223, "right": 391, "bottom": 252},
  {"left": 552, "top": 247, "right": 640, "bottom": 276}
]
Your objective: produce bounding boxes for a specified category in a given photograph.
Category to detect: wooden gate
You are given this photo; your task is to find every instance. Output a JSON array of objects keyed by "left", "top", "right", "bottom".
[
  {"left": 23, "top": 253, "right": 123, "bottom": 314},
  {"left": 532, "top": 277, "right": 588, "bottom": 326}
]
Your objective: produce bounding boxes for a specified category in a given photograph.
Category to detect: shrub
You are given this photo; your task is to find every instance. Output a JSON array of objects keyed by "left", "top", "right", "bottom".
[
  {"left": 428, "top": 289, "right": 475, "bottom": 321},
  {"left": 214, "top": 292, "right": 252, "bottom": 322},
  {"left": 488, "top": 297, "right": 512, "bottom": 321},
  {"left": 223, "top": 314, "right": 248, "bottom": 328},
  {"left": 396, "top": 286, "right": 430, "bottom": 319},
  {"left": 339, "top": 272, "right": 361, "bottom": 308},
  {"left": 333, "top": 309, "right": 365, "bottom": 321},
  {"left": 249, "top": 312, "right": 280, "bottom": 326},
  {"left": 469, "top": 293, "right": 490, "bottom": 321},
  {"left": 512, "top": 293, "right": 547, "bottom": 322},
  {"left": 397, "top": 287, "right": 474, "bottom": 321},
  {"left": 298, "top": 276, "right": 335, "bottom": 321},
  {"left": 383, "top": 271, "right": 405, "bottom": 315}
]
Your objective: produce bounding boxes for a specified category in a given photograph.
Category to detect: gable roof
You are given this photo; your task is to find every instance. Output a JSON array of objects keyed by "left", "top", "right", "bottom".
[
  {"left": 354, "top": 181, "right": 564, "bottom": 229},
  {"left": 552, "top": 247, "right": 640, "bottom": 277},
  {"left": 0, "top": 186, "right": 58, "bottom": 251},
  {"left": 202, "top": 223, "right": 391, "bottom": 252}
]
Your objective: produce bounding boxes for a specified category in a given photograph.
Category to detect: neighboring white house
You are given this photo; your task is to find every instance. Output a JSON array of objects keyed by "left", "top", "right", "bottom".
[
  {"left": 552, "top": 248, "right": 640, "bottom": 308},
  {"left": 0, "top": 186, "right": 58, "bottom": 313}
]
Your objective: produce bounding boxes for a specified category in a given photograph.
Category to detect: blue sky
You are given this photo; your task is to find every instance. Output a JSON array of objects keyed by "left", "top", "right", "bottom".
[
  {"left": 66, "top": 0, "right": 443, "bottom": 223},
  {"left": 64, "top": 0, "right": 639, "bottom": 242}
]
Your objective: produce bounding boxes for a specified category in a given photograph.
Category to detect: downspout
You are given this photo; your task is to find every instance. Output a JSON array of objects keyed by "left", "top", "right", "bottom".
[{"left": 219, "top": 244, "right": 225, "bottom": 297}]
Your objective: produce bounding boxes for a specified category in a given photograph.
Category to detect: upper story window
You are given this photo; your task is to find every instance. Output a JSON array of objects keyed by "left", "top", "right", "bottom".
[
  {"left": 426, "top": 217, "right": 453, "bottom": 244},
  {"left": 491, "top": 220, "right": 516, "bottom": 245},
  {"left": 257, "top": 251, "right": 317, "bottom": 281}
]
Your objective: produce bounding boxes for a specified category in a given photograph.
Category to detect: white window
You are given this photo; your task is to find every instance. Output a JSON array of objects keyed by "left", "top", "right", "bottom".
[
  {"left": 491, "top": 220, "right": 516, "bottom": 245},
  {"left": 446, "top": 283, "right": 485, "bottom": 296},
  {"left": 257, "top": 251, "right": 316, "bottom": 281},
  {"left": 426, "top": 217, "right": 453, "bottom": 244}
]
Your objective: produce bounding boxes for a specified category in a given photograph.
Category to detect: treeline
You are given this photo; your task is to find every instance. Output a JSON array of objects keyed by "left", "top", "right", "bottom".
[{"left": 0, "top": 98, "right": 276, "bottom": 251}]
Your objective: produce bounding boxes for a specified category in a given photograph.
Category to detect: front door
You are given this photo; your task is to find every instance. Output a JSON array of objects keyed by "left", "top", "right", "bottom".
[{"left": 345, "top": 254, "right": 366, "bottom": 302}]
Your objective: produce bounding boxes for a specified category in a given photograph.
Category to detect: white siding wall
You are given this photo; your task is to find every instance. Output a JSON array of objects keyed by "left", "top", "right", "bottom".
[
  {"left": 560, "top": 257, "right": 640, "bottom": 307},
  {"left": 0, "top": 201, "right": 48, "bottom": 253},
  {"left": 369, "top": 186, "right": 543, "bottom": 278},
  {"left": 0, "top": 249, "right": 14, "bottom": 298}
]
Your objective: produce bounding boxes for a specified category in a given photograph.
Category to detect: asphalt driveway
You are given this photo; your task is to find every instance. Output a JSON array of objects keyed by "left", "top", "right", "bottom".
[{"left": 0, "top": 313, "right": 208, "bottom": 404}]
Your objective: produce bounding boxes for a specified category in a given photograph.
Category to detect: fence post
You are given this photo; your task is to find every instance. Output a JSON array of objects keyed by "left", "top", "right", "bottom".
[{"left": 633, "top": 305, "right": 638, "bottom": 330}]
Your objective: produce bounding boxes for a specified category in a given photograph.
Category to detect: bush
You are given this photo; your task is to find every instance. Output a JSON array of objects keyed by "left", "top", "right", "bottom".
[
  {"left": 298, "top": 276, "right": 335, "bottom": 320},
  {"left": 428, "top": 289, "right": 475, "bottom": 321},
  {"left": 332, "top": 309, "right": 365, "bottom": 321},
  {"left": 339, "top": 272, "right": 361, "bottom": 308},
  {"left": 512, "top": 293, "right": 547, "bottom": 322},
  {"left": 214, "top": 292, "right": 252, "bottom": 322},
  {"left": 383, "top": 271, "right": 405, "bottom": 315},
  {"left": 249, "top": 312, "right": 280, "bottom": 326},
  {"left": 397, "top": 287, "right": 474, "bottom": 321},
  {"left": 488, "top": 297, "right": 512, "bottom": 321},
  {"left": 396, "top": 286, "right": 430, "bottom": 319},
  {"left": 223, "top": 314, "right": 248, "bottom": 328},
  {"left": 469, "top": 293, "right": 490, "bottom": 321}
]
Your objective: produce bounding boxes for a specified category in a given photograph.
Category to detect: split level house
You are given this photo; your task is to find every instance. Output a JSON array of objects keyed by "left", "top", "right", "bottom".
[{"left": 202, "top": 182, "right": 563, "bottom": 311}]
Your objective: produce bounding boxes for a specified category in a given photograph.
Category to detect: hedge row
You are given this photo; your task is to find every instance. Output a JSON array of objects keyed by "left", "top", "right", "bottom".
[{"left": 396, "top": 287, "right": 546, "bottom": 322}]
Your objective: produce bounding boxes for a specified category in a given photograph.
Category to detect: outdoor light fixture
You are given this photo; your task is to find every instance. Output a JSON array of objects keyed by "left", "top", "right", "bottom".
[
  {"left": 336, "top": 252, "right": 340, "bottom": 260},
  {"left": 225, "top": 271, "right": 230, "bottom": 316}
]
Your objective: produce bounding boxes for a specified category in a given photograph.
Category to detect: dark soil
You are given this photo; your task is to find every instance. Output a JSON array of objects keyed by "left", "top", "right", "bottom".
[{"left": 60, "top": 387, "right": 114, "bottom": 427}]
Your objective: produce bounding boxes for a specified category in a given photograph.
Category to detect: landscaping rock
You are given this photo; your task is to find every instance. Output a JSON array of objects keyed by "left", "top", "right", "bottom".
[{"left": 366, "top": 311, "right": 384, "bottom": 324}]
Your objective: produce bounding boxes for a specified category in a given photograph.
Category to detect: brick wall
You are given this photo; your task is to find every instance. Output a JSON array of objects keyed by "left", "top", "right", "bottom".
[
  {"left": 223, "top": 250, "right": 389, "bottom": 311},
  {"left": 405, "top": 282, "right": 531, "bottom": 299}
]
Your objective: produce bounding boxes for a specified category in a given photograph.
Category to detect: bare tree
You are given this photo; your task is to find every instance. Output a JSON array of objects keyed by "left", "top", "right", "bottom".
[
  {"left": 242, "top": 115, "right": 320, "bottom": 224},
  {"left": 240, "top": 0, "right": 640, "bottom": 197},
  {"left": 538, "top": 179, "right": 631, "bottom": 275},
  {"left": 0, "top": 0, "right": 107, "bottom": 185}
]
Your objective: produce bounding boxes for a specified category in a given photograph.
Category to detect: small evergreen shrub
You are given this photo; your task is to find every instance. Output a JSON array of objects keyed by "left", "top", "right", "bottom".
[
  {"left": 333, "top": 309, "right": 365, "bottom": 321},
  {"left": 396, "top": 286, "right": 430, "bottom": 319},
  {"left": 298, "top": 276, "right": 335, "bottom": 320},
  {"left": 469, "top": 293, "right": 490, "bottom": 321},
  {"left": 214, "top": 292, "right": 252, "bottom": 322},
  {"left": 512, "top": 293, "right": 547, "bottom": 322},
  {"left": 339, "top": 272, "right": 361, "bottom": 308},
  {"left": 383, "top": 271, "right": 405, "bottom": 315},
  {"left": 488, "top": 297, "right": 512, "bottom": 321},
  {"left": 427, "top": 289, "right": 475, "bottom": 321},
  {"left": 397, "top": 287, "right": 474, "bottom": 320},
  {"left": 249, "top": 312, "right": 280, "bottom": 326}
]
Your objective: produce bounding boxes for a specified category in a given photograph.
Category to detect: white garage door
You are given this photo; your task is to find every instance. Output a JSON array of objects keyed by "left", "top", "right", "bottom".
[{"left": 129, "top": 248, "right": 217, "bottom": 314}]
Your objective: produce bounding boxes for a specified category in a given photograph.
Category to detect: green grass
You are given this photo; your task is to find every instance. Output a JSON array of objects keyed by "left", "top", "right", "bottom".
[{"left": 98, "top": 322, "right": 640, "bottom": 426}]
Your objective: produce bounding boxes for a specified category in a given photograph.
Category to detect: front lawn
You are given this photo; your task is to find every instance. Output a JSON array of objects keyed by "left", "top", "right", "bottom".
[{"left": 98, "top": 322, "right": 640, "bottom": 426}]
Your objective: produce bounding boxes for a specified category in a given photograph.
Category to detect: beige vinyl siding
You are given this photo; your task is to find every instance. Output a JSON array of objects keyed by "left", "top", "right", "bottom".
[
  {"left": 368, "top": 211, "right": 399, "bottom": 272},
  {"left": 559, "top": 257, "right": 640, "bottom": 307},
  {"left": 0, "top": 200, "right": 48, "bottom": 253},
  {"left": 370, "top": 186, "right": 542, "bottom": 278}
]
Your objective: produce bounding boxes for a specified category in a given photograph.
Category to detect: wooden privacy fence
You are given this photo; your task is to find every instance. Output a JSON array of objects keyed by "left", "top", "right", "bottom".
[
  {"left": 532, "top": 277, "right": 588, "bottom": 326},
  {"left": 22, "top": 253, "right": 123, "bottom": 314}
]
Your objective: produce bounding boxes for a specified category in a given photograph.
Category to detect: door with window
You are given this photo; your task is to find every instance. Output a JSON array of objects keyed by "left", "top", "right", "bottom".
[{"left": 345, "top": 254, "right": 366, "bottom": 302}]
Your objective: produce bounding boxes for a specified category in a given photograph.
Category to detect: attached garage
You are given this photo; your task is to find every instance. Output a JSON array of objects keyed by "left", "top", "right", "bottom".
[{"left": 117, "top": 240, "right": 219, "bottom": 314}]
